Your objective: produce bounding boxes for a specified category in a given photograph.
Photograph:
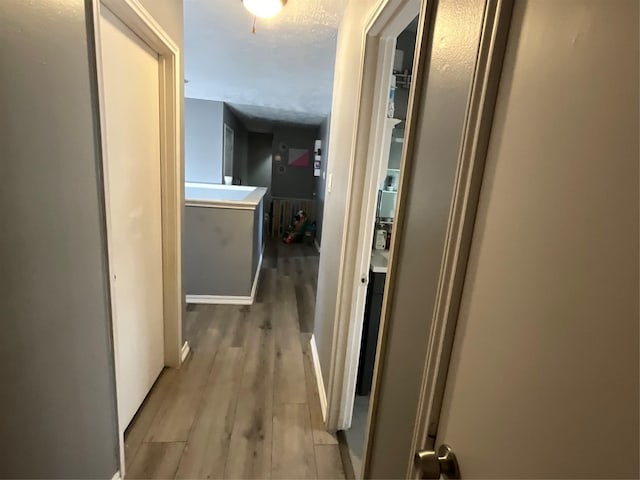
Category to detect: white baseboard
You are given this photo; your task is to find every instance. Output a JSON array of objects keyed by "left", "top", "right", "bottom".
[
  {"left": 186, "top": 294, "right": 253, "bottom": 305},
  {"left": 111, "top": 471, "right": 121, "bottom": 480},
  {"left": 181, "top": 341, "right": 191, "bottom": 363},
  {"left": 314, "top": 239, "right": 321, "bottom": 253},
  {"left": 186, "top": 251, "right": 263, "bottom": 306},
  {"left": 250, "top": 249, "right": 264, "bottom": 301},
  {"left": 310, "top": 334, "right": 328, "bottom": 421}
]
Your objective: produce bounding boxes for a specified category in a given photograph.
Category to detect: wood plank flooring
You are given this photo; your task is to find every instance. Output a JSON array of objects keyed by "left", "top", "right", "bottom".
[{"left": 124, "top": 241, "right": 345, "bottom": 479}]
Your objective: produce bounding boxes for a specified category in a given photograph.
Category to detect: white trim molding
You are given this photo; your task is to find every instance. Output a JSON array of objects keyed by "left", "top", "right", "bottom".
[
  {"left": 310, "top": 335, "right": 328, "bottom": 421},
  {"left": 95, "top": 0, "right": 183, "bottom": 367},
  {"left": 325, "top": 0, "right": 422, "bottom": 435},
  {"left": 186, "top": 295, "right": 254, "bottom": 306},
  {"left": 186, "top": 251, "right": 263, "bottom": 306},
  {"left": 180, "top": 341, "right": 191, "bottom": 363},
  {"left": 100, "top": 0, "right": 183, "bottom": 370},
  {"left": 111, "top": 471, "right": 121, "bottom": 480}
]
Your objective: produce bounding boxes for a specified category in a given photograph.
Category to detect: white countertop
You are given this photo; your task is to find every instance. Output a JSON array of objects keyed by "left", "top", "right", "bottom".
[
  {"left": 185, "top": 183, "right": 267, "bottom": 210},
  {"left": 370, "top": 249, "right": 389, "bottom": 274}
]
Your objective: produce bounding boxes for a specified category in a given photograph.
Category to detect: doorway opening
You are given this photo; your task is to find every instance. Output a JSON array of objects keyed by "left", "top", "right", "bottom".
[
  {"left": 119, "top": 0, "right": 346, "bottom": 477},
  {"left": 336, "top": 6, "right": 422, "bottom": 478}
]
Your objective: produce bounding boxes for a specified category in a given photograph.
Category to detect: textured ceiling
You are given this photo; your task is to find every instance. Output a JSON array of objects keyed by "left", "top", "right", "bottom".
[{"left": 184, "top": 0, "right": 346, "bottom": 126}]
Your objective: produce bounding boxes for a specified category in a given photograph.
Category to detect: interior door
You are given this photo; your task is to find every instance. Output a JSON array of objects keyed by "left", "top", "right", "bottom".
[
  {"left": 423, "top": 0, "right": 639, "bottom": 477},
  {"left": 99, "top": 6, "right": 165, "bottom": 429},
  {"left": 369, "top": 0, "right": 639, "bottom": 478},
  {"left": 363, "top": 0, "right": 491, "bottom": 476}
]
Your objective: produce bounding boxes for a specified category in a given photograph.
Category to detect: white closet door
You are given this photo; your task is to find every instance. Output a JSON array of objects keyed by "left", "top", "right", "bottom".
[{"left": 99, "top": 6, "right": 165, "bottom": 429}]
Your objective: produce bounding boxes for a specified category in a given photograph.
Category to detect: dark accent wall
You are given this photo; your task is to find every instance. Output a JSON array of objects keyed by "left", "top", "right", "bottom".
[
  {"left": 394, "top": 27, "right": 418, "bottom": 122},
  {"left": 0, "top": 0, "right": 119, "bottom": 477},
  {"left": 315, "top": 115, "right": 331, "bottom": 245},
  {"left": 271, "top": 125, "right": 319, "bottom": 202},
  {"left": 246, "top": 132, "right": 274, "bottom": 196}
]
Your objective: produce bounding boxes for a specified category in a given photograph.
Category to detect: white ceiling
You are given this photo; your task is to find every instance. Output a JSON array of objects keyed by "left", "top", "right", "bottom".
[{"left": 184, "top": 0, "right": 346, "bottom": 126}]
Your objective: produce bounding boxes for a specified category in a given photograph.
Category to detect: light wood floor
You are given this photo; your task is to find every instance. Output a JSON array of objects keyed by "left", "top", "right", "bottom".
[{"left": 123, "top": 241, "right": 345, "bottom": 479}]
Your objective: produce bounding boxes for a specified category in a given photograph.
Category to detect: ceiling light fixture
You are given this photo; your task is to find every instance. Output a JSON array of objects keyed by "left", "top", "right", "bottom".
[{"left": 242, "top": 0, "right": 287, "bottom": 19}]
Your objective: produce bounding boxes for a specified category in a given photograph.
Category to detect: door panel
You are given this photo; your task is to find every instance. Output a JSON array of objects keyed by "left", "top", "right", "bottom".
[
  {"left": 365, "top": 0, "right": 488, "bottom": 477},
  {"left": 100, "top": 6, "right": 164, "bottom": 429},
  {"left": 432, "top": 0, "right": 638, "bottom": 477}
]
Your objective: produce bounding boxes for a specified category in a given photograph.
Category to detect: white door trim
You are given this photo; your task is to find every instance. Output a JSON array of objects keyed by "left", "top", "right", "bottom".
[
  {"left": 324, "top": 0, "right": 420, "bottom": 432},
  {"left": 91, "top": 0, "right": 183, "bottom": 476},
  {"left": 310, "top": 334, "right": 329, "bottom": 421}
]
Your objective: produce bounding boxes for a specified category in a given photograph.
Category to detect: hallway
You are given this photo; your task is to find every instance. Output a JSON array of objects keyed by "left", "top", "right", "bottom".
[{"left": 123, "top": 241, "right": 345, "bottom": 479}]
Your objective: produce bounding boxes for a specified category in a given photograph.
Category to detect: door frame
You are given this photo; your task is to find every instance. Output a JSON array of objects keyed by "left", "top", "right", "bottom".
[
  {"left": 407, "top": 1, "right": 514, "bottom": 475},
  {"left": 325, "top": 0, "right": 421, "bottom": 432},
  {"left": 223, "top": 123, "right": 235, "bottom": 181},
  {"left": 327, "top": 0, "right": 515, "bottom": 474},
  {"left": 91, "top": 0, "right": 183, "bottom": 476}
]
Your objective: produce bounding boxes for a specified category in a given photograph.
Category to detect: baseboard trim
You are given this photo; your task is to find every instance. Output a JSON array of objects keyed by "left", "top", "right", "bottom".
[
  {"left": 186, "top": 294, "right": 253, "bottom": 305},
  {"left": 249, "top": 249, "right": 264, "bottom": 302},
  {"left": 111, "top": 471, "right": 121, "bottom": 480},
  {"left": 314, "top": 239, "right": 321, "bottom": 253},
  {"left": 310, "top": 334, "right": 328, "bottom": 421},
  {"left": 180, "top": 341, "right": 191, "bottom": 363},
  {"left": 186, "top": 251, "right": 264, "bottom": 306}
]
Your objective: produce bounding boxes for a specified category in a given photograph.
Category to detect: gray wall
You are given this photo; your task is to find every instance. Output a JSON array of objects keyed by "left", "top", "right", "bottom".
[
  {"left": 0, "top": 1, "right": 119, "bottom": 477},
  {"left": 0, "top": 0, "right": 185, "bottom": 476},
  {"left": 313, "top": 0, "right": 379, "bottom": 397},
  {"left": 185, "top": 98, "right": 224, "bottom": 183},
  {"left": 185, "top": 100, "right": 248, "bottom": 185},
  {"left": 184, "top": 203, "right": 262, "bottom": 297},
  {"left": 271, "top": 125, "right": 319, "bottom": 202},
  {"left": 246, "top": 132, "right": 274, "bottom": 195},
  {"left": 315, "top": 115, "right": 331, "bottom": 245}
]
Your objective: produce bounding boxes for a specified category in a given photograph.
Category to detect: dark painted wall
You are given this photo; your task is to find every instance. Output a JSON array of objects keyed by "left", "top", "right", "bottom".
[
  {"left": 246, "top": 132, "right": 274, "bottom": 195},
  {"left": 394, "top": 27, "right": 418, "bottom": 122},
  {"left": 271, "top": 125, "right": 319, "bottom": 202},
  {"left": 0, "top": 0, "right": 119, "bottom": 476}
]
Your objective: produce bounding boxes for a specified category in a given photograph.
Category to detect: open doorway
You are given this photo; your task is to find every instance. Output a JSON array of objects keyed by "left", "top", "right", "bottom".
[
  {"left": 120, "top": 0, "right": 347, "bottom": 477},
  {"left": 341, "top": 11, "right": 420, "bottom": 477}
]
